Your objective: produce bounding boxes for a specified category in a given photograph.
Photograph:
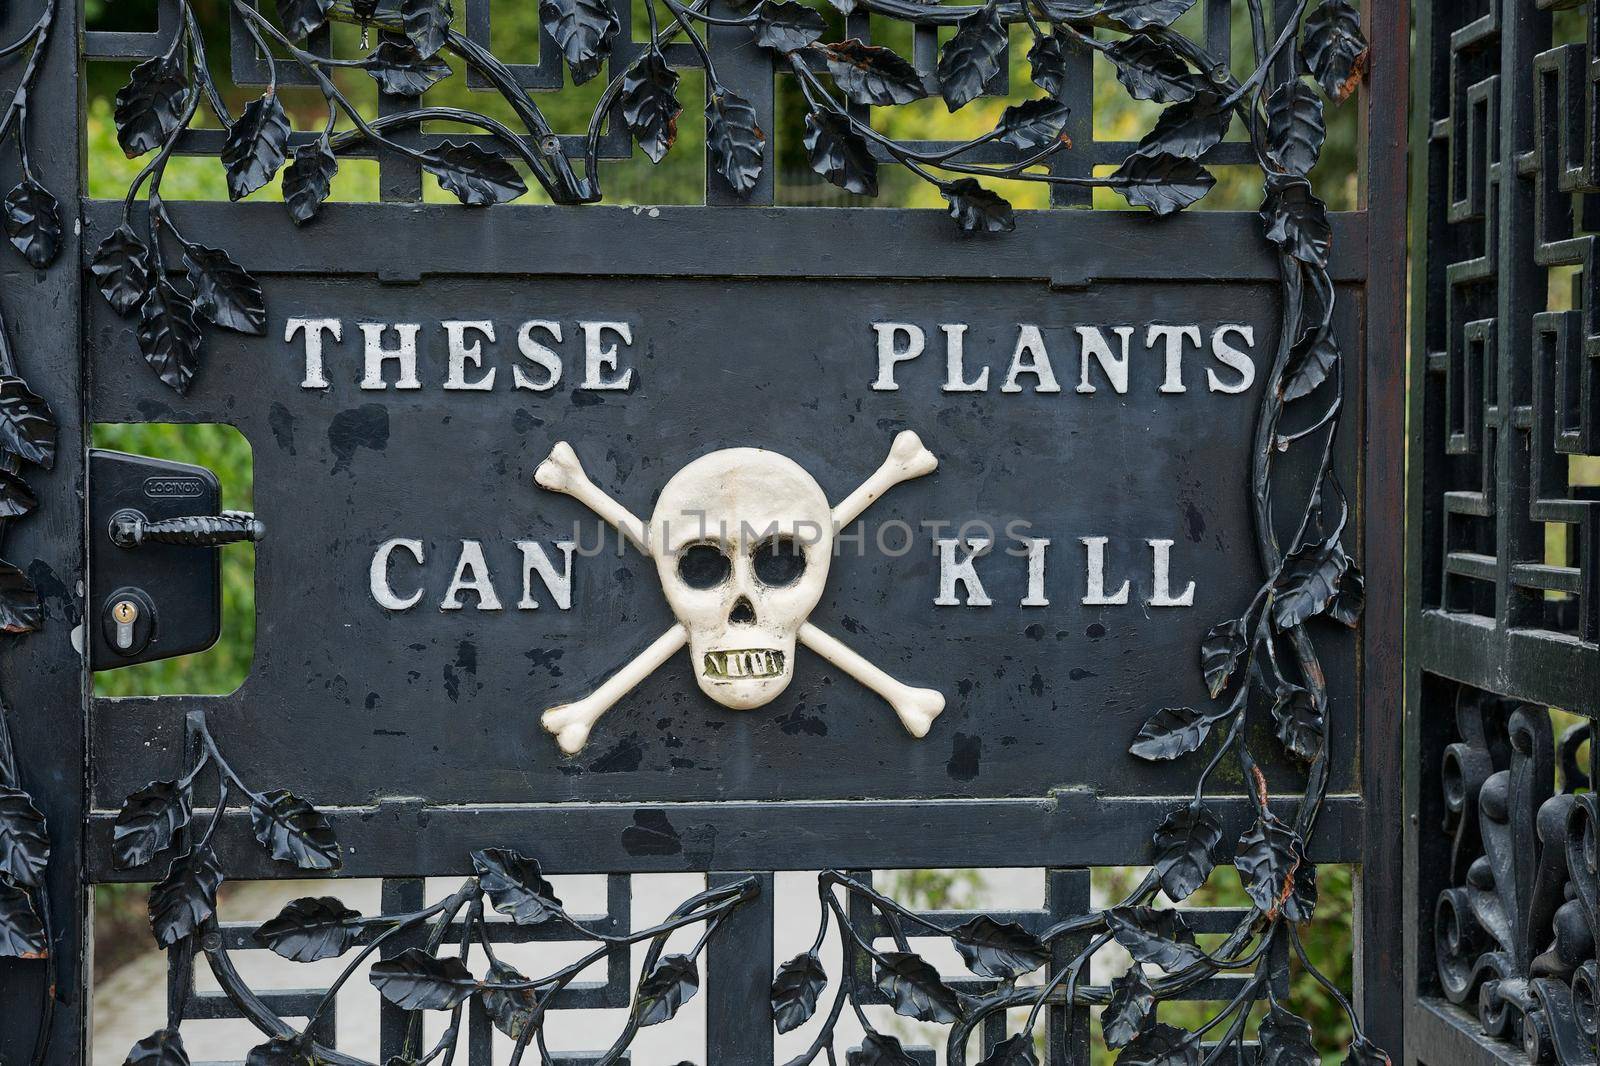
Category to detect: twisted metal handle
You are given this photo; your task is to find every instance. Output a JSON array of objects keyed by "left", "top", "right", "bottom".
[{"left": 110, "top": 509, "right": 265, "bottom": 549}]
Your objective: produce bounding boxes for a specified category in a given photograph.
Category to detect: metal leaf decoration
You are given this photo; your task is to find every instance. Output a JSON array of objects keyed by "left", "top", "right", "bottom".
[
  {"left": 1302, "top": 0, "right": 1369, "bottom": 103},
  {"left": 1257, "top": 1005, "right": 1321, "bottom": 1066},
  {"left": 1129, "top": 705, "right": 1211, "bottom": 761},
  {"left": 148, "top": 847, "right": 225, "bottom": 947},
  {"left": 0, "top": 786, "right": 47, "bottom": 888},
  {"left": 0, "top": 375, "right": 57, "bottom": 469},
  {"left": 1260, "top": 176, "right": 1332, "bottom": 267},
  {"left": 1112, "top": 151, "right": 1216, "bottom": 215},
  {"left": 1104, "top": 906, "right": 1206, "bottom": 971},
  {"left": 253, "top": 896, "right": 363, "bottom": 962},
  {"left": 819, "top": 40, "right": 927, "bottom": 107},
  {"left": 1105, "top": 33, "right": 1202, "bottom": 103},
  {"left": 276, "top": 0, "right": 334, "bottom": 38},
  {"left": 538, "top": 0, "right": 619, "bottom": 84},
  {"left": 1119, "top": 1023, "right": 1199, "bottom": 1065},
  {"left": 249, "top": 788, "right": 341, "bottom": 870},
  {"left": 873, "top": 950, "right": 961, "bottom": 1023},
  {"left": 221, "top": 93, "right": 292, "bottom": 202},
  {"left": 283, "top": 137, "right": 338, "bottom": 226},
  {"left": 113, "top": 53, "right": 191, "bottom": 158},
  {"left": 184, "top": 245, "right": 267, "bottom": 336},
  {"left": 936, "top": 1, "right": 1006, "bottom": 112},
  {"left": 471, "top": 847, "right": 563, "bottom": 925},
  {"left": 401, "top": 0, "right": 454, "bottom": 59},
  {"left": 0, "top": 561, "right": 41, "bottom": 635},
  {"left": 949, "top": 915, "right": 1048, "bottom": 979},
  {"left": 1101, "top": 966, "right": 1157, "bottom": 1049},
  {"left": 91, "top": 224, "right": 151, "bottom": 315},
  {"left": 974, "top": 1034, "right": 1038, "bottom": 1066},
  {"left": 850, "top": 1032, "right": 919, "bottom": 1066},
  {"left": 482, "top": 959, "right": 538, "bottom": 1038},
  {"left": 1151, "top": 800, "right": 1222, "bottom": 901},
  {"left": 1272, "top": 533, "right": 1348, "bottom": 629},
  {"left": 755, "top": 1, "right": 826, "bottom": 53},
  {"left": 706, "top": 91, "right": 765, "bottom": 198},
  {"left": 1267, "top": 79, "right": 1327, "bottom": 177},
  {"left": 423, "top": 140, "right": 528, "bottom": 206},
  {"left": 137, "top": 279, "right": 203, "bottom": 394},
  {"left": 771, "top": 951, "right": 827, "bottom": 1033},
  {"left": 363, "top": 38, "right": 454, "bottom": 95},
  {"left": 803, "top": 109, "right": 878, "bottom": 196},
  {"left": 3, "top": 180, "right": 61, "bottom": 269},
  {"left": 0, "top": 471, "right": 38, "bottom": 519},
  {"left": 1096, "top": 0, "right": 1198, "bottom": 32},
  {"left": 0, "top": 878, "right": 44, "bottom": 958},
  {"left": 1137, "top": 91, "right": 1232, "bottom": 159},
  {"left": 637, "top": 953, "right": 700, "bottom": 1026},
  {"left": 994, "top": 98, "right": 1071, "bottom": 152},
  {"left": 112, "top": 779, "right": 192, "bottom": 870},
  {"left": 1027, "top": 31, "right": 1069, "bottom": 99},
  {"left": 1234, "top": 814, "right": 1304, "bottom": 917},
  {"left": 1199, "top": 616, "right": 1249, "bottom": 697},
  {"left": 245, "top": 1036, "right": 312, "bottom": 1066},
  {"left": 370, "top": 947, "right": 479, "bottom": 1010},
  {"left": 1283, "top": 325, "right": 1339, "bottom": 400},
  {"left": 123, "top": 1029, "right": 191, "bottom": 1066},
  {"left": 942, "top": 179, "right": 1014, "bottom": 234},
  {"left": 1271, "top": 684, "right": 1326, "bottom": 762},
  {"left": 621, "top": 51, "right": 682, "bottom": 164}
]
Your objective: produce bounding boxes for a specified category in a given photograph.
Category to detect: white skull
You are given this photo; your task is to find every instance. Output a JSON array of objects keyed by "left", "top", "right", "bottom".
[{"left": 650, "top": 448, "right": 834, "bottom": 709}]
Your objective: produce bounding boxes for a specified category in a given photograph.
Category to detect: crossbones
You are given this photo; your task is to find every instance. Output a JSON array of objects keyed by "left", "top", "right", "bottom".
[{"left": 534, "top": 432, "right": 946, "bottom": 754}]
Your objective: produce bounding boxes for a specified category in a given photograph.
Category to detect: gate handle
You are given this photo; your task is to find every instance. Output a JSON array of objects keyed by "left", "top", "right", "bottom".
[{"left": 109, "top": 509, "right": 265, "bottom": 549}]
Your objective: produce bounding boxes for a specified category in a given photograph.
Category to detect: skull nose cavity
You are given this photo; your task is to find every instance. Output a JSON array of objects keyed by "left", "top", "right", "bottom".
[{"left": 729, "top": 596, "right": 757, "bottom": 625}]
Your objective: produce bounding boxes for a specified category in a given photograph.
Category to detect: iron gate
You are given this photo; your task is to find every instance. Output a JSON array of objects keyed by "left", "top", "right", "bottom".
[{"left": 0, "top": 0, "right": 1411, "bottom": 1062}]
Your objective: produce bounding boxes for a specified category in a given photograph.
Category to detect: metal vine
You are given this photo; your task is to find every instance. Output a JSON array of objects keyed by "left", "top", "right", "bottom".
[{"left": 89, "top": 0, "right": 1385, "bottom": 1062}]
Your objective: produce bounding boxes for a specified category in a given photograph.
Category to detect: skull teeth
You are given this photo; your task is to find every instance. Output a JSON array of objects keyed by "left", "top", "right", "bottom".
[{"left": 702, "top": 648, "right": 786, "bottom": 681}]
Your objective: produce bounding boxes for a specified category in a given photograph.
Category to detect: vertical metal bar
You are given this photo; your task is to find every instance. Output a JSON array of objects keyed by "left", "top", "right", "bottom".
[
  {"left": 1203, "top": 0, "right": 1231, "bottom": 69},
  {"left": 1045, "top": 869, "right": 1090, "bottom": 1066},
  {"left": 0, "top": 0, "right": 88, "bottom": 1057},
  {"left": 705, "top": 871, "right": 773, "bottom": 1065},
  {"left": 378, "top": 48, "right": 425, "bottom": 203},
  {"left": 378, "top": 878, "right": 427, "bottom": 1061},
  {"left": 704, "top": 0, "right": 775, "bottom": 206},
  {"left": 1049, "top": 30, "right": 1094, "bottom": 209}
]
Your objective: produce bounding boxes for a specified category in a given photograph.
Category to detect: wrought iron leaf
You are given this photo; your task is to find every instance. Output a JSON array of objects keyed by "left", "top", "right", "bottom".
[
  {"left": 706, "top": 91, "right": 765, "bottom": 198},
  {"left": 113, "top": 779, "right": 192, "bottom": 869},
  {"left": 0, "top": 560, "right": 42, "bottom": 634},
  {"left": 848, "top": 1031, "right": 918, "bottom": 1066},
  {"left": 821, "top": 40, "right": 927, "bottom": 107},
  {"left": 0, "top": 786, "right": 48, "bottom": 889},
  {"left": 363, "top": 38, "right": 453, "bottom": 95},
  {"left": 4, "top": 180, "right": 61, "bottom": 269},
  {"left": 1258, "top": 1005, "right": 1320, "bottom": 1066},
  {"left": 1119, "top": 1023, "right": 1200, "bottom": 1066},
  {"left": 245, "top": 1035, "right": 313, "bottom": 1066},
  {"left": 995, "top": 98, "right": 1071, "bottom": 153},
  {"left": 184, "top": 244, "right": 266, "bottom": 336},
  {"left": 974, "top": 1034, "right": 1038, "bottom": 1066},
  {"left": 91, "top": 224, "right": 151, "bottom": 316},
  {"left": 276, "top": 0, "right": 334, "bottom": 38},
  {"left": 370, "top": 947, "right": 479, "bottom": 1010},
  {"left": 637, "top": 952, "right": 700, "bottom": 1026},
  {"left": 950, "top": 914, "right": 1048, "bottom": 979},
  {"left": 1329, "top": 562, "right": 1365, "bottom": 627},
  {"left": 1234, "top": 814, "right": 1304, "bottom": 918},
  {"left": 1129, "top": 705, "right": 1210, "bottom": 762},
  {"left": 471, "top": 847, "right": 563, "bottom": 925},
  {"left": 483, "top": 959, "right": 538, "bottom": 1038},
  {"left": 937, "top": 1, "right": 1006, "bottom": 112},
  {"left": 0, "top": 376, "right": 54, "bottom": 470},
  {"left": 1270, "top": 684, "right": 1325, "bottom": 762},
  {"left": 1272, "top": 535, "right": 1347, "bottom": 629},
  {"left": 1286, "top": 855, "right": 1318, "bottom": 922},
  {"left": 1267, "top": 79, "right": 1325, "bottom": 177},
  {"left": 149, "top": 846, "right": 224, "bottom": 947},
  {"left": 250, "top": 789, "right": 340, "bottom": 870},
  {"left": 401, "top": 0, "right": 454, "bottom": 59},
  {"left": 1283, "top": 325, "right": 1338, "bottom": 401},
  {"left": 114, "top": 54, "right": 192, "bottom": 158},
  {"left": 0, "top": 878, "right": 44, "bottom": 958},
  {"left": 771, "top": 950, "right": 827, "bottom": 1033},
  {"left": 253, "top": 896, "right": 363, "bottom": 962},
  {"left": 1101, "top": 966, "right": 1156, "bottom": 1049},
  {"left": 221, "top": 94, "right": 292, "bottom": 202},
  {"left": 0, "top": 470, "right": 37, "bottom": 519},
  {"left": 755, "top": 1, "right": 825, "bottom": 53},
  {"left": 283, "top": 137, "right": 338, "bottom": 226},
  {"left": 1302, "top": 0, "right": 1368, "bottom": 104},
  {"left": 1200, "top": 615, "right": 1249, "bottom": 698},
  {"left": 137, "top": 279, "right": 202, "bottom": 395},
  {"left": 942, "top": 178, "right": 1014, "bottom": 234},
  {"left": 122, "top": 1028, "right": 190, "bottom": 1066},
  {"left": 803, "top": 109, "right": 877, "bottom": 196},
  {"left": 539, "top": 0, "right": 619, "bottom": 84},
  {"left": 1151, "top": 800, "right": 1221, "bottom": 901},
  {"left": 873, "top": 950, "right": 961, "bottom": 1023},
  {"left": 621, "top": 51, "right": 681, "bottom": 164},
  {"left": 1027, "top": 31, "right": 1069, "bottom": 99},
  {"left": 422, "top": 141, "right": 528, "bottom": 206},
  {"left": 1096, "top": 0, "right": 1197, "bottom": 32},
  {"left": 1111, "top": 151, "right": 1215, "bottom": 216},
  {"left": 1343, "top": 1037, "right": 1392, "bottom": 1066},
  {"left": 1136, "top": 91, "right": 1231, "bottom": 160},
  {"left": 1105, "top": 34, "right": 1201, "bottom": 104},
  {"left": 1104, "top": 906, "right": 1205, "bottom": 971},
  {"left": 1260, "top": 176, "right": 1331, "bottom": 267}
]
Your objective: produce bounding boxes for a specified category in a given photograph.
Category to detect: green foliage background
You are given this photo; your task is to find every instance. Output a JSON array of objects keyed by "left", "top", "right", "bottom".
[{"left": 86, "top": 1, "right": 1360, "bottom": 1056}]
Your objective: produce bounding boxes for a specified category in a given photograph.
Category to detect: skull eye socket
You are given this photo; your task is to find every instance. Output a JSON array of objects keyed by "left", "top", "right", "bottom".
[
  {"left": 753, "top": 535, "right": 807, "bottom": 588},
  {"left": 677, "top": 543, "right": 732, "bottom": 589}
]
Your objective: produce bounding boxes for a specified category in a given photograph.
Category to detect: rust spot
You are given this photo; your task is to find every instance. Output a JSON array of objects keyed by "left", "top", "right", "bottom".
[
  {"left": 1335, "top": 49, "right": 1370, "bottom": 105},
  {"left": 1057, "top": 133, "right": 1073, "bottom": 148},
  {"left": 19, "top": 949, "right": 47, "bottom": 960},
  {"left": 1250, "top": 765, "right": 1270, "bottom": 810}
]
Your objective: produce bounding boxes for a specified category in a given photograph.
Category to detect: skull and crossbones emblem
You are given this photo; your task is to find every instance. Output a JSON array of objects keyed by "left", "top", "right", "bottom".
[{"left": 534, "top": 432, "right": 946, "bottom": 754}]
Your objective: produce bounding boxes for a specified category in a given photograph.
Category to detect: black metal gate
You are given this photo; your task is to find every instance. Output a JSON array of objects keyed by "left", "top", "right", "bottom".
[{"left": 0, "top": 0, "right": 1413, "bottom": 1062}]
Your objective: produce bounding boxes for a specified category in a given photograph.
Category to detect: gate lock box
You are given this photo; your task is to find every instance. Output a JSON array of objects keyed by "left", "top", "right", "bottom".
[{"left": 89, "top": 449, "right": 263, "bottom": 670}]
